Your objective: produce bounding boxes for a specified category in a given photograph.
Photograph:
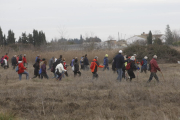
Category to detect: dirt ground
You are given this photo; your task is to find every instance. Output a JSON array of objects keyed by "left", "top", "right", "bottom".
[{"left": 0, "top": 63, "right": 180, "bottom": 120}]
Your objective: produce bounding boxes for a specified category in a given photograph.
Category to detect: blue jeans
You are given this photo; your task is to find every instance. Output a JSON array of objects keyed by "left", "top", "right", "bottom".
[
  {"left": 19, "top": 71, "right": 29, "bottom": 80},
  {"left": 117, "top": 68, "right": 123, "bottom": 82}
]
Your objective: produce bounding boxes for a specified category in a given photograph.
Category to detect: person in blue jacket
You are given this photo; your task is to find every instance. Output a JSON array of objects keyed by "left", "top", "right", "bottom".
[
  {"left": 103, "top": 54, "right": 109, "bottom": 71},
  {"left": 141, "top": 56, "right": 148, "bottom": 73}
]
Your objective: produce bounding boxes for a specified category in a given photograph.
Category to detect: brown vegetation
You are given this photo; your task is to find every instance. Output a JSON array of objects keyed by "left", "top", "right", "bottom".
[{"left": 0, "top": 62, "right": 180, "bottom": 119}]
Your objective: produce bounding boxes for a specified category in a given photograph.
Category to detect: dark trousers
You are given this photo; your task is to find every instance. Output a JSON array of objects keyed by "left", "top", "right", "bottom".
[
  {"left": 41, "top": 72, "right": 49, "bottom": 79},
  {"left": 84, "top": 65, "right": 89, "bottom": 71},
  {"left": 92, "top": 72, "right": 98, "bottom": 79},
  {"left": 103, "top": 65, "right": 109, "bottom": 71},
  {"left": 128, "top": 70, "right": 135, "bottom": 81},
  {"left": 81, "top": 64, "right": 84, "bottom": 69},
  {"left": 141, "top": 66, "right": 147, "bottom": 73},
  {"left": 64, "top": 71, "right": 68, "bottom": 77},
  {"left": 32, "top": 74, "right": 40, "bottom": 79},
  {"left": 74, "top": 71, "right": 81, "bottom": 77},
  {"left": 148, "top": 72, "right": 159, "bottom": 82}
]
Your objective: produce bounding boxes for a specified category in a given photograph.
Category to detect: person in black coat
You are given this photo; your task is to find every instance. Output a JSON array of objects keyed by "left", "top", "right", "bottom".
[
  {"left": 74, "top": 59, "right": 81, "bottom": 77},
  {"left": 127, "top": 56, "right": 138, "bottom": 82},
  {"left": 12, "top": 55, "right": 17, "bottom": 69},
  {"left": 83, "top": 54, "right": 89, "bottom": 71},
  {"left": 32, "top": 58, "right": 40, "bottom": 79}
]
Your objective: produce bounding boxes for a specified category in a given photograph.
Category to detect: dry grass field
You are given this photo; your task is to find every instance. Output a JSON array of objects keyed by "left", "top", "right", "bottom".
[{"left": 0, "top": 62, "right": 180, "bottom": 120}]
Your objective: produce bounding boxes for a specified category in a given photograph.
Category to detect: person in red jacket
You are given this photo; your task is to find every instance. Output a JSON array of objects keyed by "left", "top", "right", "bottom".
[
  {"left": 4, "top": 53, "right": 9, "bottom": 61},
  {"left": 18, "top": 58, "right": 29, "bottom": 80},
  {"left": 147, "top": 55, "right": 161, "bottom": 83},
  {"left": 63, "top": 58, "right": 68, "bottom": 77},
  {"left": 90, "top": 56, "right": 104, "bottom": 79},
  {"left": 23, "top": 54, "right": 27, "bottom": 66}
]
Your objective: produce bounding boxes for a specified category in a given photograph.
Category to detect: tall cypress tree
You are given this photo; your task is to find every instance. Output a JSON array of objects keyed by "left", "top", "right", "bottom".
[
  {"left": 27, "top": 34, "right": 33, "bottom": 44},
  {"left": 147, "top": 31, "right": 152, "bottom": 45},
  {"left": 165, "top": 25, "right": 173, "bottom": 45},
  {"left": 3, "top": 34, "right": 7, "bottom": 46},
  {"left": 21, "top": 32, "right": 28, "bottom": 44}
]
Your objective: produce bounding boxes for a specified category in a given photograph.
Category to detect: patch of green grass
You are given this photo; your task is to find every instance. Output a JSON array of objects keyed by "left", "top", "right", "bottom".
[{"left": 0, "top": 113, "right": 16, "bottom": 120}]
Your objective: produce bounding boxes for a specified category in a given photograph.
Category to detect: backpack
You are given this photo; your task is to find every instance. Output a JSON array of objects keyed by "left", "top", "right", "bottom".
[
  {"left": 126, "top": 62, "right": 132, "bottom": 70},
  {"left": 148, "top": 64, "right": 151, "bottom": 71},
  {"left": 90, "top": 62, "right": 95, "bottom": 69},
  {"left": 15, "top": 66, "right": 19, "bottom": 72},
  {"left": 80, "top": 57, "right": 84, "bottom": 62}
]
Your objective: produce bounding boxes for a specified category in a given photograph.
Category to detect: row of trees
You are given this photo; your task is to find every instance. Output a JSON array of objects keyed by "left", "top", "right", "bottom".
[
  {"left": 50, "top": 36, "right": 101, "bottom": 44},
  {"left": 0, "top": 27, "right": 47, "bottom": 46},
  {"left": 18, "top": 30, "right": 46, "bottom": 46}
]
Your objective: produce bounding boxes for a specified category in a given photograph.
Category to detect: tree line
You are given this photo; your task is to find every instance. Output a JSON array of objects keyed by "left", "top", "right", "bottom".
[{"left": 0, "top": 27, "right": 47, "bottom": 46}]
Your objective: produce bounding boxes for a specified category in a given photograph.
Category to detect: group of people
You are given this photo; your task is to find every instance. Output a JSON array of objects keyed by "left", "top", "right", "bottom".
[
  {"left": 113, "top": 50, "right": 161, "bottom": 82},
  {"left": 0, "top": 50, "right": 161, "bottom": 82}
]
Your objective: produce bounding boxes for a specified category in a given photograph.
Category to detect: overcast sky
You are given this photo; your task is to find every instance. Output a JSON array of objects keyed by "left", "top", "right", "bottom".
[{"left": 0, "top": 0, "right": 180, "bottom": 41}]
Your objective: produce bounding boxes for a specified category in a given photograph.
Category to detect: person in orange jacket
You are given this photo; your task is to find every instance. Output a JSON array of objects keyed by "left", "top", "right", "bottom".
[{"left": 90, "top": 56, "right": 104, "bottom": 79}]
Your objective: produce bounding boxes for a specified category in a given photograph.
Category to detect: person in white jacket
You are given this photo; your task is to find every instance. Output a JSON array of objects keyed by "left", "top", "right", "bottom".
[
  {"left": 55, "top": 62, "right": 67, "bottom": 81},
  {"left": 4, "top": 57, "right": 8, "bottom": 69}
]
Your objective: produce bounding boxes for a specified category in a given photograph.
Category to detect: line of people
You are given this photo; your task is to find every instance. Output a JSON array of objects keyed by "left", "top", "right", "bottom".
[{"left": 1, "top": 50, "right": 161, "bottom": 82}]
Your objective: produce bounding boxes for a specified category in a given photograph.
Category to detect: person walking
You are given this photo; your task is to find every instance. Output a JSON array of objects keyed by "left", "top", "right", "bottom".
[
  {"left": 3, "top": 57, "right": 8, "bottom": 69},
  {"left": 32, "top": 59, "right": 40, "bottom": 79},
  {"left": 63, "top": 58, "right": 68, "bottom": 77},
  {"left": 140, "top": 56, "right": 148, "bottom": 73},
  {"left": 83, "top": 54, "right": 89, "bottom": 71},
  {"left": 103, "top": 54, "right": 109, "bottom": 71},
  {"left": 114, "top": 50, "right": 126, "bottom": 82},
  {"left": 147, "top": 55, "right": 161, "bottom": 83},
  {"left": 23, "top": 54, "right": 27, "bottom": 67},
  {"left": 4, "top": 53, "right": 9, "bottom": 68},
  {"left": 18, "top": 58, "right": 29, "bottom": 80},
  {"left": 90, "top": 56, "right": 104, "bottom": 79},
  {"left": 1, "top": 56, "right": 4, "bottom": 67},
  {"left": 74, "top": 59, "right": 81, "bottom": 77},
  {"left": 55, "top": 61, "right": 67, "bottom": 81},
  {"left": 12, "top": 55, "right": 17, "bottom": 69},
  {"left": 48, "top": 57, "right": 54, "bottom": 70},
  {"left": 41, "top": 60, "right": 49, "bottom": 79},
  {"left": 127, "top": 56, "right": 138, "bottom": 82},
  {"left": 80, "top": 56, "right": 84, "bottom": 69}
]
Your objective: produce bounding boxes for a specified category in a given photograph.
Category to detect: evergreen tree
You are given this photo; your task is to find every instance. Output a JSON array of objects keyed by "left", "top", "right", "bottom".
[
  {"left": 0, "top": 27, "right": 3, "bottom": 46},
  {"left": 33, "top": 29, "right": 39, "bottom": 46},
  {"left": 27, "top": 34, "right": 33, "bottom": 44},
  {"left": 18, "top": 37, "right": 22, "bottom": 43},
  {"left": 21, "top": 32, "right": 28, "bottom": 44},
  {"left": 147, "top": 31, "right": 152, "bottom": 45},
  {"left": 7, "top": 30, "right": 15, "bottom": 44},
  {"left": 3, "top": 34, "right": 7, "bottom": 46},
  {"left": 165, "top": 25, "right": 173, "bottom": 45}
]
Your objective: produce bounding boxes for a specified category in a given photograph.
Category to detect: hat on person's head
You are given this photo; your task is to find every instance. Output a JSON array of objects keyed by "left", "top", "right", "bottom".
[
  {"left": 153, "top": 55, "right": 157, "bottom": 59},
  {"left": 37, "top": 55, "right": 40, "bottom": 56},
  {"left": 133, "top": 54, "right": 137, "bottom": 56},
  {"left": 144, "top": 56, "right": 148, "bottom": 59},
  {"left": 130, "top": 56, "right": 135, "bottom": 61},
  {"left": 119, "top": 50, "right": 123, "bottom": 53},
  {"left": 94, "top": 56, "right": 98, "bottom": 59},
  {"left": 24, "top": 54, "right": 26, "bottom": 56},
  {"left": 105, "top": 54, "right": 108, "bottom": 57}
]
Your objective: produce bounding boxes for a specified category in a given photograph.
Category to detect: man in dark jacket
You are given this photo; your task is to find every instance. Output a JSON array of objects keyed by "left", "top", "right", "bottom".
[
  {"left": 114, "top": 50, "right": 126, "bottom": 82},
  {"left": 48, "top": 57, "right": 54, "bottom": 70},
  {"left": 83, "top": 54, "right": 89, "bottom": 71},
  {"left": 103, "top": 54, "right": 109, "bottom": 71},
  {"left": 147, "top": 55, "right": 161, "bottom": 83},
  {"left": 12, "top": 55, "right": 17, "bottom": 69},
  {"left": 74, "top": 59, "right": 81, "bottom": 77}
]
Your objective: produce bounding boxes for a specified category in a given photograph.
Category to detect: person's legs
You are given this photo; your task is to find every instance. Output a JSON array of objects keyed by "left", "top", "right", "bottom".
[
  {"left": 19, "top": 74, "right": 22, "bottom": 80},
  {"left": 117, "top": 69, "right": 123, "bottom": 82},
  {"left": 154, "top": 73, "right": 159, "bottom": 82},
  {"left": 22, "top": 71, "right": 29, "bottom": 80},
  {"left": 78, "top": 71, "right": 81, "bottom": 76},
  {"left": 64, "top": 71, "right": 68, "bottom": 77},
  {"left": 74, "top": 72, "right": 77, "bottom": 77},
  {"left": 147, "top": 72, "right": 154, "bottom": 83}
]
